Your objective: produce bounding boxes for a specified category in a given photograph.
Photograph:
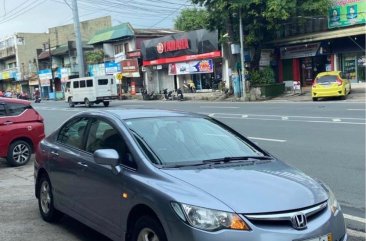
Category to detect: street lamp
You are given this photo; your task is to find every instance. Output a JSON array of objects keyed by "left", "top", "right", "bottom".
[{"left": 239, "top": 9, "right": 246, "bottom": 100}]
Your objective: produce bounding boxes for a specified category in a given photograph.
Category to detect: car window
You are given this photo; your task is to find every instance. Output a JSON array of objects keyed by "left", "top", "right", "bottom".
[
  {"left": 86, "top": 119, "right": 135, "bottom": 168},
  {"left": 87, "top": 79, "right": 93, "bottom": 87},
  {"left": 126, "top": 117, "right": 263, "bottom": 166},
  {"left": 7, "top": 103, "right": 29, "bottom": 116},
  {"left": 57, "top": 118, "right": 89, "bottom": 150},
  {"left": 0, "top": 104, "right": 5, "bottom": 116},
  {"left": 317, "top": 75, "right": 337, "bottom": 83},
  {"left": 98, "top": 79, "right": 108, "bottom": 85},
  {"left": 73, "top": 81, "right": 79, "bottom": 88}
]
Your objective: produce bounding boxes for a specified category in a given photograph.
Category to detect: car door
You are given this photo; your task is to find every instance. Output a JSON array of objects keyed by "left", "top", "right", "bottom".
[
  {"left": 0, "top": 102, "right": 32, "bottom": 151},
  {"left": 49, "top": 117, "right": 89, "bottom": 211},
  {"left": 75, "top": 118, "right": 129, "bottom": 236}
]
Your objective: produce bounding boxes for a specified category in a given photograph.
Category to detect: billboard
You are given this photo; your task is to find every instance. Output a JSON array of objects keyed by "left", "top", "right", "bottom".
[
  {"left": 168, "top": 59, "right": 214, "bottom": 75},
  {"left": 328, "top": 0, "right": 366, "bottom": 28}
]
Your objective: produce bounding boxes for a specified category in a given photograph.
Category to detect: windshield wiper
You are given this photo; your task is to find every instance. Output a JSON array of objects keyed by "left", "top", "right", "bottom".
[{"left": 202, "top": 156, "right": 272, "bottom": 164}]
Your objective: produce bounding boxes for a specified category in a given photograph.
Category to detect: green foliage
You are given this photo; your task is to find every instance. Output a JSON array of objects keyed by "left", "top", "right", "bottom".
[
  {"left": 174, "top": 8, "right": 209, "bottom": 31},
  {"left": 249, "top": 67, "right": 275, "bottom": 86},
  {"left": 85, "top": 50, "right": 104, "bottom": 64}
]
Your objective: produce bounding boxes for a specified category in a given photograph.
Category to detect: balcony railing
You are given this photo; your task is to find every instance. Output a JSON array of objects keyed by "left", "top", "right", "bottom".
[
  {"left": 0, "top": 47, "right": 16, "bottom": 59},
  {"left": 275, "top": 18, "right": 328, "bottom": 39}
]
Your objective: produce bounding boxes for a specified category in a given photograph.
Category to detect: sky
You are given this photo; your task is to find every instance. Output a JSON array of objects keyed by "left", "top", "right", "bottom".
[{"left": 0, "top": 0, "right": 193, "bottom": 37}]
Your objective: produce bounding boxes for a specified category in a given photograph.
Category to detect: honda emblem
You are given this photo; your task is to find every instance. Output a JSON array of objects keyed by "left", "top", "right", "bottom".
[{"left": 291, "top": 213, "right": 307, "bottom": 230}]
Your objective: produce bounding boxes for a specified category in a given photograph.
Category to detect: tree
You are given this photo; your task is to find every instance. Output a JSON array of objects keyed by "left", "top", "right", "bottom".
[
  {"left": 174, "top": 8, "right": 209, "bottom": 31},
  {"left": 191, "top": 0, "right": 332, "bottom": 70}
]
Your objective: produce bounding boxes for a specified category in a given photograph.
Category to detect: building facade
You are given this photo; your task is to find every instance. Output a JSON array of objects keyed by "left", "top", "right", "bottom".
[
  {"left": 0, "top": 33, "right": 49, "bottom": 94},
  {"left": 141, "top": 29, "right": 222, "bottom": 93},
  {"left": 271, "top": 1, "right": 365, "bottom": 86},
  {"left": 88, "top": 23, "right": 179, "bottom": 95}
]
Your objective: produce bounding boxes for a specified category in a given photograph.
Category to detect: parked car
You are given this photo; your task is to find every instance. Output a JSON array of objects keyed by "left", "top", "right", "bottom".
[
  {"left": 0, "top": 97, "right": 45, "bottom": 166},
  {"left": 312, "top": 71, "right": 351, "bottom": 101},
  {"left": 35, "top": 109, "right": 347, "bottom": 241}
]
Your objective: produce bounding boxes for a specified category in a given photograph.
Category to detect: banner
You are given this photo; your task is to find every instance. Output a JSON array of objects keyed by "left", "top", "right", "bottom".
[
  {"left": 168, "top": 59, "right": 214, "bottom": 75},
  {"left": 328, "top": 0, "right": 366, "bottom": 28}
]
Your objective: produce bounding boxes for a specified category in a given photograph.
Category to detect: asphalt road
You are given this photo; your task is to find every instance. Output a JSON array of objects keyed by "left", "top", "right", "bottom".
[{"left": 1, "top": 98, "right": 365, "bottom": 240}]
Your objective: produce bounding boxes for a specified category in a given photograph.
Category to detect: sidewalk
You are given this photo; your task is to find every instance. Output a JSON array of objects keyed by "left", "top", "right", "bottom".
[{"left": 267, "top": 82, "right": 365, "bottom": 102}]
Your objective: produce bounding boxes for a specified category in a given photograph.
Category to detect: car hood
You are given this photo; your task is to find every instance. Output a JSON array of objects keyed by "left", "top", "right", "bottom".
[{"left": 161, "top": 161, "right": 328, "bottom": 214}]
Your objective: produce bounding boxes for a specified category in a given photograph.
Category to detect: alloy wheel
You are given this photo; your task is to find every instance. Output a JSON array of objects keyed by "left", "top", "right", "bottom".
[
  {"left": 137, "top": 228, "right": 160, "bottom": 241},
  {"left": 40, "top": 181, "right": 51, "bottom": 214},
  {"left": 12, "top": 143, "right": 30, "bottom": 164}
]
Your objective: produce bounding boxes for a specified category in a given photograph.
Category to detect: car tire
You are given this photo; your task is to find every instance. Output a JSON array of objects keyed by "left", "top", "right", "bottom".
[
  {"left": 312, "top": 97, "right": 318, "bottom": 101},
  {"left": 84, "top": 98, "right": 91, "bottom": 108},
  {"left": 131, "top": 216, "right": 167, "bottom": 241},
  {"left": 68, "top": 98, "right": 75, "bottom": 108},
  {"left": 6, "top": 140, "right": 32, "bottom": 167},
  {"left": 103, "top": 101, "right": 110, "bottom": 107},
  {"left": 38, "top": 176, "right": 63, "bottom": 222}
]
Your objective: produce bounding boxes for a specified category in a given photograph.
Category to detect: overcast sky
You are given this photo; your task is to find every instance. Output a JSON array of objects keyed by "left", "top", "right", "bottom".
[{"left": 0, "top": 0, "right": 192, "bottom": 37}]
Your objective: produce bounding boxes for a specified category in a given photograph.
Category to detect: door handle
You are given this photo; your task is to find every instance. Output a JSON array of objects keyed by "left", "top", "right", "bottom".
[
  {"left": 51, "top": 151, "right": 59, "bottom": 156},
  {"left": 77, "top": 162, "right": 88, "bottom": 168},
  {"left": 4, "top": 121, "right": 13, "bottom": 125}
]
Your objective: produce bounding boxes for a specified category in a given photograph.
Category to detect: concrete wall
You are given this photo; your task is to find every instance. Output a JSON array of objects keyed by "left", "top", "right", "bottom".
[
  {"left": 48, "top": 16, "right": 112, "bottom": 47},
  {"left": 16, "top": 33, "right": 49, "bottom": 77}
]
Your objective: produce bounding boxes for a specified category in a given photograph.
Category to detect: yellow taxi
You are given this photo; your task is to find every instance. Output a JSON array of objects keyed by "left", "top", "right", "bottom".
[{"left": 312, "top": 71, "right": 351, "bottom": 101}]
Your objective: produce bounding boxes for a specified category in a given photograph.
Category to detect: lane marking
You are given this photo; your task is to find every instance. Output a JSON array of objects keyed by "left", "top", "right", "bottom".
[
  {"left": 347, "top": 229, "right": 366, "bottom": 238},
  {"left": 200, "top": 106, "right": 239, "bottom": 109},
  {"left": 332, "top": 118, "right": 342, "bottom": 122},
  {"left": 348, "top": 109, "right": 365, "bottom": 111},
  {"left": 248, "top": 137, "right": 287, "bottom": 143},
  {"left": 122, "top": 105, "right": 145, "bottom": 107},
  {"left": 344, "top": 214, "right": 366, "bottom": 224}
]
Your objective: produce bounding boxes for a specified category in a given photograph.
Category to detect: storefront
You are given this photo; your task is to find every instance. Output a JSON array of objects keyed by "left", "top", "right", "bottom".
[{"left": 141, "top": 29, "right": 222, "bottom": 93}]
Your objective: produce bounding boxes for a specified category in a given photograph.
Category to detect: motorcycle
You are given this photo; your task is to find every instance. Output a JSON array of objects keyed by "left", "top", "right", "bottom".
[
  {"left": 163, "top": 89, "right": 174, "bottom": 101},
  {"left": 141, "top": 88, "right": 157, "bottom": 100},
  {"left": 176, "top": 88, "right": 184, "bottom": 101},
  {"left": 34, "top": 95, "right": 41, "bottom": 103}
]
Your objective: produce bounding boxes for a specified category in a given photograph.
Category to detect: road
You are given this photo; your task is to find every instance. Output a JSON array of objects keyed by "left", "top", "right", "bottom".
[{"left": 1, "top": 99, "right": 365, "bottom": 240}]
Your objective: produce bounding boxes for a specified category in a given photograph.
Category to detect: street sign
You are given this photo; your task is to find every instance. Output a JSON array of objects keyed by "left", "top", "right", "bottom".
[{"left": 116, "top": 72, "right": 123, "bottom": 81}]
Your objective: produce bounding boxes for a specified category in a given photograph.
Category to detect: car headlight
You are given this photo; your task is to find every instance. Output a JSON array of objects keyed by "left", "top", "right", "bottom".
[
  {"left": 171, "top": 202, "right": 250, "bottom": 231},
  {"left": 320, "top": 182, "right": 341, "bottom": 215},
  {"left": 327, "top": 188, "right": 341, "bottom": 215}
]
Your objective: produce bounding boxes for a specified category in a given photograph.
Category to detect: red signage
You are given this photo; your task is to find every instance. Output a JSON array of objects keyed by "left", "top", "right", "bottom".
[
  {"left": 127, "top": 51, "right": 141, "bottom": 58},
  {"left": 121, "top": 59, "right": 139, "bottom": 73},
  {"left": 156, "top": 38, "right": 189, "bottom": 54},
  {"left": 143, "top": 50, "right": 221, "bottom": 66}
]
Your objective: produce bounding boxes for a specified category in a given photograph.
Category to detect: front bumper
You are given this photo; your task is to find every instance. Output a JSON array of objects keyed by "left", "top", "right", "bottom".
[{"left": 165, "top": 208, "right": 347, "bottom": 241}]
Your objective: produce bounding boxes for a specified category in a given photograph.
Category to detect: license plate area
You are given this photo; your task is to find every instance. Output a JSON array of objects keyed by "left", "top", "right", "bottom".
[{"left": 298, "top": 234, "right": 331, "bottom": 241}]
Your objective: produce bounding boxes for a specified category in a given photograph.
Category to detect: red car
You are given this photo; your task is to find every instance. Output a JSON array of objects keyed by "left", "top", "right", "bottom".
[{"left": 0, "top": 97, "right": 45, "bottom": 166}]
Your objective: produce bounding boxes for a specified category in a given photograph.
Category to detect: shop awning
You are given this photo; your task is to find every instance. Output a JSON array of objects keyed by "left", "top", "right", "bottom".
[
  {"left": 88, "top": 23, "right": 134, "bottom": 45},
  {"left": 269, "top": 25, "right": 365, "bottom": 46}
]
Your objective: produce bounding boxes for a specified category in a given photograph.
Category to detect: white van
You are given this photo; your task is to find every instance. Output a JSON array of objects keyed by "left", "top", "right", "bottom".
[{"left": 65, "top": 76, "right": 118, "bottom": 107}]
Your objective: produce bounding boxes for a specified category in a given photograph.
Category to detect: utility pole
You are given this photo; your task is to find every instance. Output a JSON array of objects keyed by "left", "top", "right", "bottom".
[
  {"left": 48, "top": 38, "right": 54, "bottom": 93},
  {"left": 239, "top": 9, "right": 246, "bottom": 101},
  {"left": 71, "top": 0, "right": 85, "bottom": 77}
]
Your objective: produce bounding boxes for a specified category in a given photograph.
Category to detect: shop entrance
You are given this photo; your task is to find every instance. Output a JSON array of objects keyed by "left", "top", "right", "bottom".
[{"left": 300, "top": 55, "right": 328, "bottom": 86}]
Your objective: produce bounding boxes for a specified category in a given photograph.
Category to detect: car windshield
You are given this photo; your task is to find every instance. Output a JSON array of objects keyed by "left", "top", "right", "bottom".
[
  {"left": 126, "top": 117, "right": 265, "bottom": 166},
  {"left": 317, "top": 75, "right": 337, "bottom": 83}
]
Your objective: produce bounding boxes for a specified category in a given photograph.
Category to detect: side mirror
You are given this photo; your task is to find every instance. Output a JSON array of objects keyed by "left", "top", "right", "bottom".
[{"left": 94, "top": 149, "right": 119, "bottom": 166}]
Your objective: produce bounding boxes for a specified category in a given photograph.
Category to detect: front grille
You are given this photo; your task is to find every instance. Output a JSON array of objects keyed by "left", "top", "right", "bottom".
[{"left": 244, "top": 202, "right": 327, "bottom": 228}]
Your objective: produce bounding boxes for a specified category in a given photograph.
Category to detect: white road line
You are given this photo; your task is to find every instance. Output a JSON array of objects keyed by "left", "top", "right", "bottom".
[
  {"left": 122, "top": 105, "right": 144, "bottom": 107},
  {"left": 248, "top": 137, "right": 287, "bottom": 143},
  {"left": 347, "top": 229, "right": 366, "bottom": 238},
  {"left": 348, "top": 109, "right": 365, "bottom": 111},
  {"left": 344, "top": 214, "right": 366, "bottom": 224},
  {"left": 200, "top": 106, "right": 239, "bottom": 109},
  {"left": 332, "top": 118, "right": 342, "bottom": 122}
]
